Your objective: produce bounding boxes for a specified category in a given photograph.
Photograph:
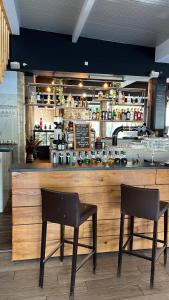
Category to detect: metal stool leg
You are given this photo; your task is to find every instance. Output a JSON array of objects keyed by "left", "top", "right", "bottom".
[
  {"left": 60, "top": 224, "right": 65, "bottom": 262},
  {"left": 150, "top": 220, "right": 158, "bottom": 289},
  {"left": 70, "top": 227, "right": 79, "bottom": 299},
  {"left": 92, "top": 212, "right": 97, "bottom": 274},
  {"left": 39, "top": 221, "right": 47, "bottom": 288},
  {"left": 129, "top": 216, "right": 134, "bottom": 251},
  {"left": 164, "top": 210, "right": 168, "bottom": 266},
  {"left": 117, "top": 213, "right": 125, "bottom": 277}
]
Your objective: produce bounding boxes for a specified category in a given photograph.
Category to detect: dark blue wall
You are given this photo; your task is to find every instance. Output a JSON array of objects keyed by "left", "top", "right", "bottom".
[{"left": 10, "top": 28, "right": 169, "bottom": 76}]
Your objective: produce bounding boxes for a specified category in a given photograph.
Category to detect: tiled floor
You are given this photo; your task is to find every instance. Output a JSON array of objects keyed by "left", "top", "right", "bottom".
[{"left": 1, "top": 251, "right": 169, "bottom": 300}]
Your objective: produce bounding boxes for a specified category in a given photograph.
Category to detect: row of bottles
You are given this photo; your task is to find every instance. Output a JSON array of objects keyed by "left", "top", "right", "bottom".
[
  {"left": 90, "top": 107, "right": 144, "bottom": 121},
  {"left": 53, "top": 150, "right": 128, "bottom": 167},
  {"left": 112, "top": 92, "right": 144, "bottom": 105}
]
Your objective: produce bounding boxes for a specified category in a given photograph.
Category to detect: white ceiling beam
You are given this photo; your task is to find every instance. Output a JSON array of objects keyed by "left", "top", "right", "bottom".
[
  {"left": 72, "top": 0, "right": 96, "bottom": 43},
  {"left": 155, "top": 38, "right": 169, "bottom": 63},
  {"left": 2, "top": 0, "right": 20, "bottom": 35}
]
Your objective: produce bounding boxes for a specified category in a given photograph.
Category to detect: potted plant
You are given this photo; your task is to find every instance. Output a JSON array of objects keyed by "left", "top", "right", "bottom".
[{"left": 26, "top": 136, "right": 41, "bottom": 163}]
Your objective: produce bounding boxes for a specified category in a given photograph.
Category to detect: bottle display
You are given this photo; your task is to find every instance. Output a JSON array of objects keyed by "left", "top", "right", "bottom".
[
  {"left": 77, "top": 151, "right": 83, "bottom": 166},
  {"left": 72, "top": 152, "right": 77, "bottom": 166},
  {"left": 120, "top": 151, "right": 127, "bottom": 165},
  {"left": 114, "top": 151, "right": 121, "bottom": 165},
  {"left": 66, "top": 152, "right": 71, "bottom": 165},
  {"left": 84, "top": 151, "right": 90, "bottom": 165},
  {"left": 96, "top": 151, "right": 102, "bottom": 164},
  {"left": 91, "top": 151, "right": 97, "bottom": 165},
  {"left": 58, "top": 153, "right": 64, "bottom": 165},
  {"left": 102, "top": 151, "right": 108, "bottom": 167},
  {"left": 107, "top": 151, "right": 114, "bottom": 167}
]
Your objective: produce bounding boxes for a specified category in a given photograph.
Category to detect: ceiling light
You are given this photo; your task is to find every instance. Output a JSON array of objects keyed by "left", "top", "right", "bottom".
[
  {"left": 47, "top": 87, "right": 51, "bottom": 93},
  {"left": 103, "top": 83, "right": 108, "bottom": 89},
  {"left": 78, "top": 82, "right": 83, "bottom": 88}
]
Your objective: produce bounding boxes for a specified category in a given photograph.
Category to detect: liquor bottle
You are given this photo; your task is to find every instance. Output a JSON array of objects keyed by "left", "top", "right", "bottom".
[
  {"left": 77, "top": 151, "right": 83, "bottom": 166},
  {"left": 104, "top": 110, "right": 108, "bottom": 120},
  {"left": 126, "top": 108, "right": 131, "bottom": 121},
  {"left": 96, "top": 151, "right": 102, "bottom": 164},
  {"left": 36, "top": 88, "right": 41, "bottom": 103},
  {"left": 120, "top": 151, "right": 127, "bottom": 165},
  {"left": 107, "top": 151, "right": 114, "bottom": 167},
  {"left": 66, "top": 152, "right": 71, "bottom": 165},
  {"left": 44, "top": 124, "right": 47, "bottom": 130},
  {"left": 140, "top": 108, "right": 143, "bottom": 121},
  {"left": 72, "top": 152, "right": 77, "bottom": 166},
  {"left": 49, "top": 123, "right": 52, "bottom": 130},
  {"left": 122, "top": 93, "right": 126, "bottom": 104},
  {"left": 57, "top": 134, "right": 62, "bottom": 151},
  {"left": 89, "top": 109, "right": 92, "bottom": 120},
  {"left": 121, "top": 109, "right": 125, "bottom": 121},
  {"left": 84, "top": 151, "right": 90, "bottom": 165},
  {"left": 130, "top": 108, "right": 134, "bottom": 121},
  {"left": 108, "top": 110, "right": 112, "bottom": 120},
  {"left": 118, "top": 91, "right": 123, "bottom": 104},
  {"left": 102, "top": 151, "right": 108, "bottom": 167},
  {"left": 134, "top": 109, "right": 138, "bottom": 121},
  {"left": 58, "top": 153, "right": 64, "bottom": 165},
  {"left": 137, "top": 108, "right": 141, "bottom": 121},
  {"left": 91, "top": 151, "right": 97, "bottom": 165},
  {"left": 92, "top": 110, "right": 96, "bottom": 120},
  {"left": 112, "top": 109, "right": 116, "bottom": 120},
  {"left": 127, "top": 94, "right": 131, "bottom": 104},
  {"left": 96, "top": 108, "right": 100, "bottom": 120},
  {"left": 114, "top": 151, "right": 121, "bottom": 165},
  {"left": 53, "top": 152, "right": 57, "bottom": 165},
  {"left": 40, "top": 118, "right": 43, "bottom": 130}
]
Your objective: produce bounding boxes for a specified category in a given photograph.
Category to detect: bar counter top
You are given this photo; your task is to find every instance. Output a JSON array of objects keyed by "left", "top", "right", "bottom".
[
  {"left": 10, "top": 161, "right": 169, "bottom": 172},
  {"left": 0, "top": 144, "right": 15, "bottom": 152}
]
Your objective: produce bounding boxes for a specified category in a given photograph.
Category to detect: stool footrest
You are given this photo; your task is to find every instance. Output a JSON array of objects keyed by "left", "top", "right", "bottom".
[
  {"left": 133, "top": 233, "right": 164, "bottom": 243},
  {"left": 43, "top": 242, "right": 63, "bottom": 263},
  {"left": 76, "top": 250, "right": 95, "bottom": 272},
  {"left": 64, "top": 239, "right": 93, "bottom": 250},
  {"left": 122, "top": 249, "right": 152, "bottom": 261}
]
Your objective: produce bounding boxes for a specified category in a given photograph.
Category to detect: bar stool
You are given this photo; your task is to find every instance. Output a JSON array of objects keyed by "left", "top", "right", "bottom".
[
  {"left": 39, "top": 188, "right": 97, "bottom": 300},
  {"left": 117, "top": 184, "right": 169, "bottom": 288}
]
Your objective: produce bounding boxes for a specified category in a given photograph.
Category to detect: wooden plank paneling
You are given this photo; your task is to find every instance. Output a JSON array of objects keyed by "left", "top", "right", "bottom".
[
  {"left": 12, "top": 168, "right": 167, "bottom": 261},
  {"left": 13, "top": 202, "right": 121, "bottom": 225},
  {"left": 12, "top": 187, "right": 121, "bottom": 207},
  {"left": 0, "top": 1, "right": 10, "bottom": 81},
  {"left": 12, "top": 170, "right": 156, "bottom": 189},
  {"left": 156, "top": 170, "right": 169, "bottom": 185}
]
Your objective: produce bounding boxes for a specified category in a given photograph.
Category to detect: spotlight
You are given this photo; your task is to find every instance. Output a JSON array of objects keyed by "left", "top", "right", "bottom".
[
  {"left": 78, "top": 82, "right": 83, "bottom": 88},
  {"left": 103, "top": 82, "right": 108, "bottom": 89},
  {"left": 47, "top": 87, "right": 51, "bottom": 93}
]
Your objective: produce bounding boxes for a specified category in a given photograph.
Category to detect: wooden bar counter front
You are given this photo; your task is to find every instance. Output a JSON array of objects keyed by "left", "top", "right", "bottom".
[{"left": 11, "top": 163, "right": 169, "bottom": 261}]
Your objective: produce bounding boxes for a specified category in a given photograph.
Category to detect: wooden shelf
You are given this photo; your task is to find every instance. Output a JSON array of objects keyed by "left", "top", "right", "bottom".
[{"left": 64, "top": 119, "right": 143, "bottom": 123}]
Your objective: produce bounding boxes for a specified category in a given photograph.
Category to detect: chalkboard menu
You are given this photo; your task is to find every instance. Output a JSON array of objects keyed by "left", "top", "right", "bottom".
[
  {"left": 151, "top": 77, "right": 167, "bottom": 130},
  {"left": 74, "top": 123, "right": 91, "bottom": 150}
]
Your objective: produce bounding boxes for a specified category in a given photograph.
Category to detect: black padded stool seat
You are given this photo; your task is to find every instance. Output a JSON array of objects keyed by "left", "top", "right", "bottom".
[
  {"left": 117, "top": 184, "right": 169, "bottom": 289},
  {"left": 39, "top": 188, "right": 97, "bottom": 300}
]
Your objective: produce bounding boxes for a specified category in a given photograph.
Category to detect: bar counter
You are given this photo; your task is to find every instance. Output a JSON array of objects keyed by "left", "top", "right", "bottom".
[{"left": 11, "top": 163, "right": 169, "bottom": 261}]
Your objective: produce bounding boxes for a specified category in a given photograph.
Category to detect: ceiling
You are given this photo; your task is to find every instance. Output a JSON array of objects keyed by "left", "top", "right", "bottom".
[{"left": 14, "top": 0, "right": 169, "bottom": 47}]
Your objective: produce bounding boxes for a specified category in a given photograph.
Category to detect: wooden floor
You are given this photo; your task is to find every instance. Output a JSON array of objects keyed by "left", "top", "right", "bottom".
[
  {"left": 1, "top": 212, "right": 169, "bottom": 299},
  {"left": 1, "top": 250, "right": 169, "bottom": 300}
]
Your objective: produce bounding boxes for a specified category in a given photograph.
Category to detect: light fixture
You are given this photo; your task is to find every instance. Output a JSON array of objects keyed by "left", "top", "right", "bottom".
[
  {"left": 51, "top": 80, "right": 55, "bottom": 85},
  {"left": 103, "top": 82, "right": 108, "bottom": 89},
  {"left": 82, "top": 92, "right": 87, "bottom": 98},
  {"left": 78, "top": 82, "right": 83, "bottom": 88},
  {"left": 47, "top": 86, "right": 51, "bottom": 93}
]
